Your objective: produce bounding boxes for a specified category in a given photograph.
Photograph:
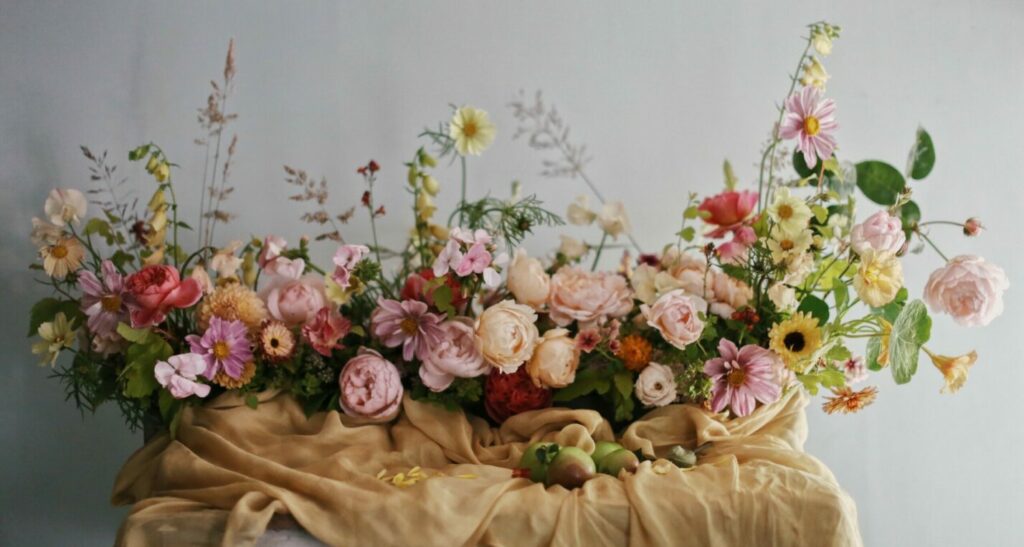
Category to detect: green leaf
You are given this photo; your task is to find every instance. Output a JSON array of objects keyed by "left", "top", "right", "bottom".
[
  {"left": 128, "top": 144, "right": 151, "bottom": 161},
  {"left": 797, "top": 294, "right": 830, "bottom": 325},
  {"left": 122, "top": 336, "right": 172, "bottom": 398},
  {"left": 855, "top": 161, "right": 906, "bottom": 205},
  {"left": 553, "top": 368, "right": 608, "bottom": 402},
  {"left": 826, "top": 344, "right": 852, "bottom": 362},
  {"left": 613, "top": 371, "right": 634, "bottom": 399},
  {"left": 871, "top": 287, "right": 909, "bottom": 324},
  {"left": 907, "top": 127, "right": 936, "bottom": 180},
  {"left": 820, "top": 368, "right": 846, "bottom": 389},
  {"left": 432, "top": 284, "right": 454, "bottom": 318},
  {"left": 111, "top": 250, "right": 136, "bottom": 269},
  {"left": 683, "top": 205, "right": 701, "bottom": 220},
  {"left": 83, "top": 218, "right": 112, "bottom": 238},
  {"left": 832, "top": 281, "right": 849, "bottom": 311},
  {"left": 811, "top": 204, "right": 829, "bottom": 224},
  {"left": 722, "top": 160, "right": 738, "bottom": 190},
  {"left": 245, "top": 394, "right": 259, "bottom": 409},
  {"left": 898, "top": 200, "right": 921, "bottom": 238},
  {"left": 28, "top": 298, "right": 81, "bottom": 337},
  {"left": 679, "top": 226, "right": 696, "bottom": 242},
  {"left": 116, "top": 323, "right": 153, "bottom": 344},
  {"left": 866, "top": 335, "right": 884, "bottom": 371},
  {"left": 888, "top": 299, "right": 932, "bottom": 384},
  {"left": 793, "top": 149, "right": 816, "bottom": 178}
]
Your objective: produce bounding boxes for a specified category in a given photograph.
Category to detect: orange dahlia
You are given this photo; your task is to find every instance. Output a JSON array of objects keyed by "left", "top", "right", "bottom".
[{"left": 617, "top": 334, "right": 653, "bottom": 372}]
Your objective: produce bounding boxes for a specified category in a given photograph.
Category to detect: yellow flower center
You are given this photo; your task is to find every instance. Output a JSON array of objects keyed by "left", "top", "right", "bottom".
[
  {"left": 780, "top": 239, "right": 794, "bottom": 251},
  {"left": 50, "top": 244, "right": 69, "bottom": 259},
  {"left": 400, "top": 317, "right": 419, "bottom": 335},
  {"left": 100, "top": 295, "right": 122, "bottom": 312},
  {"left": 213, "top": 341, "right": 231, "bottom": 361},
  {"left": 727, "top": 368, "right": 747, "bottom": 387},
  {"left": 462, "top": 121, "right": 478, "bottom": 138},
  {"left": 777, "top": 204, "right": 794, "bottom": 220},
  {"left": 803, "top": 116, "right": 820, "bottom": 136}
]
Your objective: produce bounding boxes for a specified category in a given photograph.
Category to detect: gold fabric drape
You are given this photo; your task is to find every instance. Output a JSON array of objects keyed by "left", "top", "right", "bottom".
[{"left": 112, "top": 388, "right": 862, "bottom": 546}]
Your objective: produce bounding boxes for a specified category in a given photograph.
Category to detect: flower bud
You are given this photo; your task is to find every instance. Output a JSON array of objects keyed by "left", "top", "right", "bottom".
[
  {"left": 963, "top": 217, "right": 983, "bottom": 237},
  {"left": 422, "top": 175, "right": 441, "bottom": 196},
  {"left": 418, "top": 149, "right": 437, "bottom": 168},
  {"left": 145, "top": 155, "right": 159, "bottom": 173},
  {"left": 407, "top": 165, "right": 419, "bottom": 186},
  {"left": 153, "top": 162, "right": 170, "bottom": 183}
]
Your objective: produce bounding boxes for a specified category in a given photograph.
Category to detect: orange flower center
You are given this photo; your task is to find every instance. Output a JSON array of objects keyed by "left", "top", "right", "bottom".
[
  {"left": 50, "top": 244, "right": 69, "bottom": 259},
  {"left": 213, "top": 341, "right": 232, "bottom": 361},
  {"left": 462, "top": 121, "right": 478, "bottom": 138},
  {"left": 727, "top": 368, "right": 747, "bottom": 387},
  {"left": 100, "top": 294, "right": 122, "bottom": 312},
  {"left": 777, "top": 204, "right": 794, "bottom": 220},
  {"left": 400, "top": 317, "right": 419, "bottom": 335},
  {"left": 803, "top": 115, "right": 820, "bottom": 136},
  {"left": 780, "top": 239, "right": 794, "bottom": 251}
]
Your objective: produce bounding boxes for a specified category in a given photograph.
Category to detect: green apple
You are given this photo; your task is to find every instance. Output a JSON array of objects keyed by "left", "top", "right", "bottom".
[
  {"left": 518, "top": 442, "right": 558, "bottom": 483},
  {"left": 590, "top": 441, "right": 624, "bottom": 467},
  {"left": 597, "top": 449, "right": 640, "bottom": 477}
]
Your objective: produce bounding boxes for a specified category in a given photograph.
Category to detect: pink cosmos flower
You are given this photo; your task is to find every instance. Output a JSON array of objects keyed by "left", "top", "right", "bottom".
[
  {"left": 331, "top": 244, "right": 370, "bottom": 289},
  {"left": 186, "top": 317, "right": 253, "bottom": 380},
  {"left": 302, "top": 306, "right": 352, "bottom": 357},
  {"left": 78, "top": 260, "right": 127, "bottom": 339},
  {"left": 698, "top": 191, "right": 759, "bottom": 237},
  {"left": 704, "top": 338, "right": 782, "bottom": 417},
  {"left": 155, "top": 353, "right": 211, "bottom": 399},
  {"left": 779, "top": 86, "right": 837, "bottom": 168},
  {"left": 370, "top": 298, "right": 444, "bottom": 362}
]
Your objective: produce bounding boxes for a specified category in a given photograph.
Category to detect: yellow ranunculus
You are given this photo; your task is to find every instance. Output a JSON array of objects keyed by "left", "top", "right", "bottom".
[
  {"left": 924, "top": 348, "right": 978, "bottom": 394},
  {"left": 853, "top": 249, "right": 903, "bottom": 307}
]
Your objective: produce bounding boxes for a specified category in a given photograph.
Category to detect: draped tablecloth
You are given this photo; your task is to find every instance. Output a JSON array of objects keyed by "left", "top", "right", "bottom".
[{"left": 112, "top": 388, "right": 862, "bottom": 546}]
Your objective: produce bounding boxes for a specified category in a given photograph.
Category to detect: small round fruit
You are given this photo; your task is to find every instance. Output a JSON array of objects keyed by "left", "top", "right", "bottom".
[
  {"left": 518, "top": 442, "right": 557, "bottom": 483},
  {"left": 546, "top": 446, "right": 596, "bottom": 489},
  {"left": 590, "top": 441, "right": 624, "bottom": 466},
  {"left": 597, "top": 449, "right": 640, "bottom": 477}
]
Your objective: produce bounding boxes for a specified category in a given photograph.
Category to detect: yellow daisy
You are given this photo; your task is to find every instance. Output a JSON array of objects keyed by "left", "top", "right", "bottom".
[
  {"left": 39, "top": 236, "right": 85, "bottom": 279},
  {"left": 768, "top": 312, "right": 823, "bottom": 371},
  {"left": 449, "top": 106, "right": 496, "bottom": 156},
  {"left": 767, "top": 229, "right": 813, "bottom": 264},
  {"left": 767, "top": 188, "right": 813, "bottom": 236}
]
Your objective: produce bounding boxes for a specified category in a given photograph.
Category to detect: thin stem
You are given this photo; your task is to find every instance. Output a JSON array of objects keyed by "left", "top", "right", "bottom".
[
  {"left": 459, "top": 155, "right": 467, "bottom": 226},
  {"left": 918, "top": 231, "right": 949, "bottom": 262},
  {"left": 918, "top": 220, "right": 965, "bottom": 229},
  {"left": 591, "top": 232, "right": 609, "bottom": 271},
  {"left": 197, "top": 141, "right": 211, "bottom": 248}
]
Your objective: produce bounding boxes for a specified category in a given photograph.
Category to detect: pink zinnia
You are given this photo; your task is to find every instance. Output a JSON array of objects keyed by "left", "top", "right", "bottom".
[
  {"left": 370, "top": 298, "right": 444, "bottom": 362},
  {"left": 704, "top": 338, "right": 782, "bottom": 417},
  {"left": 78, "top": 259, "right": 128, "bottom": 338},
  {"left": 779, "top": 86, "right": 837, "bottom": 168},
  {"left": 186, "top": 317, "right": 253, "bottom": 380}
]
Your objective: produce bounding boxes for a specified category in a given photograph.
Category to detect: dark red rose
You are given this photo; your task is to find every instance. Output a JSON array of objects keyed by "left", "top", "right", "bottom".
[
  {"left": 484, "top": 367, "right": 552, "bottom": 423},
  {"left": 400, "top": 268, "right": 466, "bottom": 310}
]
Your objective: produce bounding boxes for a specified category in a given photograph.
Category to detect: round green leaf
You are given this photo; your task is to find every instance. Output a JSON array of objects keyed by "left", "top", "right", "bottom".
[
  {"left": 797, "top": 294, "right": 830, "bottom": 325},
  {"left": 898, "top": 200, "right": 921, "bottom": 237},
  {"left": 855, "top": 161, "right": 906, "bottom": 205},
  {"left": 907, "top": 128, "right": 936, "bottom": 180},
  {"left": 793, "top": 149, "right": 816, "bottom": 178},
  {"left": 889, "top": 299, "right": 932, "bottom": 385}
]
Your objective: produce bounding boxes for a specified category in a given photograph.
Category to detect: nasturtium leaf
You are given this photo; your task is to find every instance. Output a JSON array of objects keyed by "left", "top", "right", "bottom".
[
  {"left": 866, "top": 335, "right": 884, "bottom": 371},
  {"left": 888, "top": 299, "right": 932, "bottom": 384},
  {"left": 907, "top": 127, "right": 936, "bottom": 180},
  {"left": 797, "top": 294, "right": 830, "bottom": 325},
  {"left": 871, "top": 287, "right": 909, "bottom": 324},
  {"left": 855, "top": 161, "right": 906, "bottom": 205},
  {"left": 898, "top": 200, "right": 921, "bottom": 238}
]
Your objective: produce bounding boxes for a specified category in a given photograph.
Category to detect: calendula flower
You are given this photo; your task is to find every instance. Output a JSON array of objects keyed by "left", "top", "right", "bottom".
[
  {"left": 800, "top": 57, "right": 829, "bottom": 90},
  {"left": 213, "top": 360, "right": 256, "bottom": 389},
  {"left": 853, "top": 249, "right": 903, "bottom": 307},
  {"left": 767, "top": 229, "right": 813, "bottom": 264},
  {"left": 39, "top": 236, "right": 85, "bottom": 279},
  {"left": 258, "top": 320, "right": 296, "bottom": 362},
  {"left": 616, "top": 334, "right": 653, "bottom": 372},
  {"left": 779, "top": 86, "right": 838, "bottom": 168},
  {"left": 43, "top": 188, "right": 87, "bottom": 226},
  {"left": 767, "top": 188, "right": 813, "bottom": 236},
  {"left": 924, "top": 348, "right": 978, "bottom": 394},
  {"left": 449, "top": 106, "right": 496, "bottom": 156},
  {"left": 768, "top": 312, "right": 823, "bottom": 371},
  {"left": 31, "top": 312, "right": 77, "bottom": 366},
  {"left": 822, "top": 386, "right": 878, "bottom": 415}
]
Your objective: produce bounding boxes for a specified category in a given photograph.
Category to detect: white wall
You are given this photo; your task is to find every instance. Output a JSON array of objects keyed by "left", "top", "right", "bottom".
[{"left": 2, "top": 1, "right": 1021, "bottom": 545}]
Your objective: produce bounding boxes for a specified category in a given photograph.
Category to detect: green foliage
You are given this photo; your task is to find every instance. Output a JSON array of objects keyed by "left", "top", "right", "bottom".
[
  {"left": 793, "top": 149, "right": 817, "bottom": 178},
  {"left": 611, "top": 371, "right": 635, "bottom": 422},
  {"left": 117, "top": 323, "right": 173, "bottom": 399},
  {"left": 410, "top": 376, "right": 484, "bottom": 412},
  {"left": 907, "top": 128, "right": 935, "bottom": 180},
  {"left": 872, "top": 287, "right": 909, "bottom": 323},
  {"left": 797, "top": 294, "right": 829, "bottom": 325},
  {"left": 128, "top": 144, "right": 151, "bottom": 161},
  {"left": 898, "top": 200, "right": 921, "bottom": 239},
  {"left": 866, "top": 335, "right": 884, "bottom": 372},
  {"left": 28, "top": 298, "right": 83, "bottom": 337},
  {"left": 855, "top": 161, "right": 906, "bottom": 205},
  {"left": 797, "top": 367, "right": 846, "bottom": 395},
  {"left": 451, "top": 194, "right": 563, "bottom": 248},
  {"left": 553, "top": 367, "right": 611, "bottom": 401},
  {"left": 888, "top": 299, "right": 932, "bottom": 384}
]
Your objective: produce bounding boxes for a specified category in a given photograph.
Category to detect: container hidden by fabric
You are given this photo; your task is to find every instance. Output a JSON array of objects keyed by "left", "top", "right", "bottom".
[{"left": 111, "top": 388, "right": 863, "bottom": 546}]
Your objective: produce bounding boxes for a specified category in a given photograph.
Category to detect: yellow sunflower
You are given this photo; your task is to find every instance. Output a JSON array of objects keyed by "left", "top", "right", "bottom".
[{"left": 768, "top": 312, "right": 823, "bottom": 371}]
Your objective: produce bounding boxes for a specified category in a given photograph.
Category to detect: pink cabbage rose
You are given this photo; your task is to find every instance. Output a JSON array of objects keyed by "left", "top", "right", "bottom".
[
  {"left": 850, "top": 211, "right": 906, "bottom": 256},
  {"left": 125, "top": 265, "right": 202, "bottom": 328},
  {"left": 641, "top": 289, "right": 706, "bottom": 350},
  {"left": 302, "top": 306, "right": 352, "bottom": 357},
  {"left": 547, "top": 266, "right": 633, "bottom": 327},
  {"left": 419, "top": 318, "right": 488, "bottom": 392},
  {"left": 923, "top": 255, "right": 1009, "bottom": 327},
  {"left": 339, "top": 349, "right": 404, "bottom": 420}
]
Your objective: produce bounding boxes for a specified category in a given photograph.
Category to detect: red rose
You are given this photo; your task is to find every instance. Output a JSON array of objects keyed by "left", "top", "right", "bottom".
[
  {"left": 125, "top": 265, "right": 202, "bottom": 328},
  {"left": 400, "top": 269, "right": 466, "bottom": 311},
  {"left": 484, "top": 367, "right": 552, "bottom": 423}
]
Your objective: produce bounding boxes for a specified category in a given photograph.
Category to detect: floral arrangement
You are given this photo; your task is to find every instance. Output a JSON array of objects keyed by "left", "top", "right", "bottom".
[{"left": 28, "top": 23, "right": 1008, "bottom": 452}]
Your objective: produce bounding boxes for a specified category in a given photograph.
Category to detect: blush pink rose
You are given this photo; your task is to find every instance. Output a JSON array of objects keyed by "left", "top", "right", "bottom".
[
  {"left": 850, "top": 211, "right": 906, "bottom": 256},
  {"left": 641, "top": 289, "right": 707, "bottom": 350},
  {"left": 302, "top": 306, "right": 352, "bottom": 357},
  {"left": 419, "top": 318, "right": 488, "bottom": 392},
  {"left": 547, "top": 266, "right": 633, "bottom": 328},
  {"left": 339, "top": 349, "right": 404, "bottom": 420},
  {"left": 260, "top": 270, "right": 327, "bottom": 327},
  {"left": 698, "top": 190, "right": 758, "bottom": 237},
  {"left": 923, "top": 255, "right": 1008, "bottom": 327},
  {"left": 125, "top": 265, "right": 202, "bottom": 328},
  {"left": 708, "top": 270, "right": 753, "bottom": 318}
]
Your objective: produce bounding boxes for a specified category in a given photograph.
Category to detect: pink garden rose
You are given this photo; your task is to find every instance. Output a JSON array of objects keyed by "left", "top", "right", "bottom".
[
  {"left": 125, "top": 265, "right": 203, "bottom": 328},
  {"left": 547, "top": 266, "right": 633, "bottom": 327},
  {"left": 850, "top": 210, "right": 906, "bottom": 256},
  {"left": 339, "top": 349, "right": 404, "bottom": 420},
  {"left": 641, "top": 289, "right": 706, "bottom": 350},
  {"left": 923, "top": 255, "right": 1008, "bottom": 327},
  {"left": 419, "top": 318, "right": 488, "bottom": 392},
  {"left": 302, "top": 306, "right": 352, "bottom": 357},
  {"left": 259, "top": 259, "right": 327, "bottom": 326}
]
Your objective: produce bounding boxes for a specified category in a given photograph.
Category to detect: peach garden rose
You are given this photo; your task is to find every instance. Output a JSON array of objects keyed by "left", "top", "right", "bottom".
[
  {"left": 547, "top": 266, "right": 633, "bottom": 328},
  {"left": 475, "top": 300, "right": 539, "bottom": 374},
  {"left": 641, "top": 289, "right": 706, "bottom": 350}
]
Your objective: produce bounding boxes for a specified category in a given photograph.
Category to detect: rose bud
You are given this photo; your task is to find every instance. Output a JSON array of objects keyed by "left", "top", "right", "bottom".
[{"left": 963, "top": 217, "right": 983, "bottom": 237}]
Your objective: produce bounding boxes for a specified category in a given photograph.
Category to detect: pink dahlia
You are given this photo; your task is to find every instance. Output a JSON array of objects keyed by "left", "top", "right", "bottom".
[
  {"left": 186, "top": 317, "right": 253, "bottom": 380},
  {"left": 78, "top": 259, "right": 128, "bottom": 339},
  {"left": 779, "top": 86, "right": 837, "bottom": 168},
  {"left": 704, "top": 338, "right": 782, "bottom": 417},
  {"left": 370, "top": 298, "right": 444, "bottom": 362}
]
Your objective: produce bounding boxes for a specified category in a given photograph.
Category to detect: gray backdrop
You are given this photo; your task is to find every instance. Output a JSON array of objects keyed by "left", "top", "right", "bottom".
[{"left": 2, "top": 1, "right": 1021, "bottom": 545}]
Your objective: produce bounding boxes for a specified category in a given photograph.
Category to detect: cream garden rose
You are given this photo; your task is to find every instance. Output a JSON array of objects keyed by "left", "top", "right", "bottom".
[
  {"left": 641, "top": 289, "right": 706, "bottom": 350},
  {"left": 853, "top": 249, "right": 903, "bottom": 307},
  {"left": 525, "top": 328, "right": 580, "bottom": 388},
  {"left": 634, "top": 362, "right": 678, "bottom": 407},
  {"left": 547, "top": 266, "right": 633, "bottom": 327},
  {"left": 475, "top": 300, "right": 539, "bottom": 373},
  {"left": 507, "top": 249, "right": 550, "bottom": 310}
]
